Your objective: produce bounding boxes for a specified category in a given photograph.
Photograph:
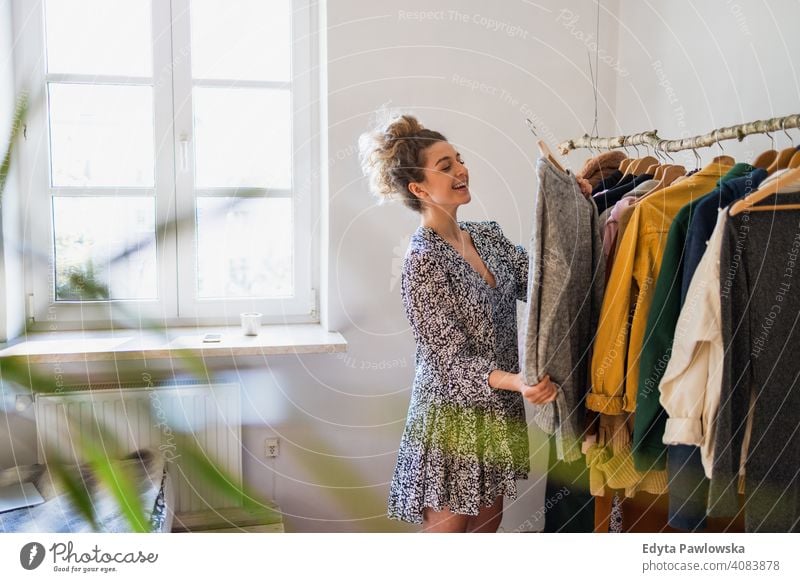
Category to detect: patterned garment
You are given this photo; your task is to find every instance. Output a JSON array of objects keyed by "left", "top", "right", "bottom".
[
  {"left": 609, "top": 493, "right": 624, "bottom": 533},
  {"left": 388, "top": 220, "right": 530, "bottom": 524}
]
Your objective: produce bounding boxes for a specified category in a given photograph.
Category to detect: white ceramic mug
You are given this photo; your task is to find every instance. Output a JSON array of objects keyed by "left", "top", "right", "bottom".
[{"left": 240, "top": 312, "right": 262, "bottom": 336}]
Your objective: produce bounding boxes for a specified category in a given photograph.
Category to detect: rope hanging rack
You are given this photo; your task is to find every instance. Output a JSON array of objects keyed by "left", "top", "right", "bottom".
[{"left": 557, "top": 113, "right": 800, "bottom": 156}]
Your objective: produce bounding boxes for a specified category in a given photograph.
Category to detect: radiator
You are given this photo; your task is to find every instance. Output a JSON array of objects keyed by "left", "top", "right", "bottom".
[{"left": 34, "top": 382, "right": 242, "bottom": 514}]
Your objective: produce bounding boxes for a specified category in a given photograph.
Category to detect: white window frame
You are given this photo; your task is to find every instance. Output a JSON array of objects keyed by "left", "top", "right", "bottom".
[{"left": 12, "top": 0, "right": 319, "bottom": 330}]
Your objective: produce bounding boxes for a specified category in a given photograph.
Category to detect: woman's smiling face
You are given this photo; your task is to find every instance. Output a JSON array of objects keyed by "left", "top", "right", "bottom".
[{"left": 408, "top": 140, "right": 470, "bottom": 209}]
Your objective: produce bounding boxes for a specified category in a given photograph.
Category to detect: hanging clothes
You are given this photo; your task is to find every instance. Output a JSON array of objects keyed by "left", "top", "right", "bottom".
[
  {"left": 522, "top": 156, "right": 605, "bottom": 463},
  {"left": 660, "top": 198, "right": 800, "bottom": 532},
  {"left": 585, "top": 412, "right": 668, "bottom": 497},
  {"left": 588, "top": 161, "right": 734, "bottom": 416},
  {"left": 578, "top": 150, "right": 628, "bottom": 190},
  {"left": 658, "top": 209, "right": 728, "bottom": 478},
  {"left": 602, "top": 179, "right": 659, "bottom": 282},
  {"left": 592, "top": 173, "right": 634, "bottom": 206},
  {"left": 613, "top": 180, "right": 661, "bottom": 243},
  {"left": 593, "top": 173, "right": 655, "bottom": 214},
  {"left": 708, "top": 204, "right": 800, "bottom": 532},
  {"left": 680, "top": 165, "right": 767, "bottom": 304},
  {"left": 591, "top": 169, "right": 624, "bottom": 195},
  {"left": 543, "top": 434, "right": 595, "bottom": 533},
  {"left": 633, "top": 166, "right": 768, "bottom": 472},
  {"left": 633, "top": 167, "right": 767, "bottom": 531}
]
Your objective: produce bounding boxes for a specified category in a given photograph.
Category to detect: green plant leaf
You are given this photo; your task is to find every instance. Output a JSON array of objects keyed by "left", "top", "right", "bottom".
[
  {"left": 0, "top": 356, "right": 64, "bottom": 396},
  {"left": 0, "top": 90, "right": 28, "bottom": 198},
  {"left": 48, "top": 452, "right": 101, "bottom": 532},
  {"left": 78, "top": 435, "right": 150, "bottom": 533},
  {"left": 1, "top": 88, "right": 282, "bottom": 533}
]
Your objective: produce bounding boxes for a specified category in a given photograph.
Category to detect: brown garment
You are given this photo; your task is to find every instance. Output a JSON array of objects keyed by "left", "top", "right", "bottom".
[
  {"left": 620, "top": 493, "right": 676, "bottom": 532},
  {"left": 594, "top": 493, "right": 619, "bottom": 532},
  {"left": 577, "top": 151, "right": 628, "bottom": 189}
]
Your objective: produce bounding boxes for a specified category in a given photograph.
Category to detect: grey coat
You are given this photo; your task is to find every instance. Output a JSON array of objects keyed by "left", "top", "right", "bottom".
[
  {"left": 708, "top": 208, "right": 800, "bottom": 532},
  {"left": 522, "top": 156, "right": 606, "bottom": 462}
]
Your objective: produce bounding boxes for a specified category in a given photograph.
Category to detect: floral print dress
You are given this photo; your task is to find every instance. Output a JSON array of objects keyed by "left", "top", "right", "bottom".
[{"left": 387, "top": 220, "right": 531, "bottom": 524}]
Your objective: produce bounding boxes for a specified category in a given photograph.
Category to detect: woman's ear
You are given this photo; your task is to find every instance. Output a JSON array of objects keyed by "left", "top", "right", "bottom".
[{"left": 408, "top": 181, "right": 425, "bottom": 199}]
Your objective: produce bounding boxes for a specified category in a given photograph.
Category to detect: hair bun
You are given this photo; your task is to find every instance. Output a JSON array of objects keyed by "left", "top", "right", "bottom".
[
  {"left": 383, "top": 114, "right": 425, "bottom": 141},
  {"left": 358, "top": 112, "right": 447, "bottom": 213}
]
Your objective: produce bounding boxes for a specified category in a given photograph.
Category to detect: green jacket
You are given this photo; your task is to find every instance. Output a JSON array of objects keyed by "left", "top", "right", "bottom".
[{"left": 631, "top": 163, "right": 755, "bottom": 471}]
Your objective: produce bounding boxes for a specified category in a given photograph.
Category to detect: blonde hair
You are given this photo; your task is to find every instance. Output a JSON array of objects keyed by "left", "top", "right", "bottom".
[{"left": 358, "top": 113, "right": 448, "bottom": 213}]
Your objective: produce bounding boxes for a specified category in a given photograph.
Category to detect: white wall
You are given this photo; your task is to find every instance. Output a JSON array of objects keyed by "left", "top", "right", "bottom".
[
  {"left": 0, "top": 0, "right": 25, "bottom": 343},
  {"left": 0, "top": 0, "right": 28, "bottom": 466},
  {"left": 323, "top": 0, "right": 621, "bottom": 532},
  {"left": 613, "top": 0, "right": 800, "bottom": 167}
]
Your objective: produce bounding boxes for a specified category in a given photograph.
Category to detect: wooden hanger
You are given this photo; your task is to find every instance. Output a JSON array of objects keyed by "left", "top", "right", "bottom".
[
  {"left": 650, "top": 164, "right": 665, "bottom": 181},
  {"left": 645, "top": 163, "right": 658, "bottom": 176},
  {"left": 538, "top": 140, "right": 565, "bottom": 172},
  {"left": 767, "top": 147, "right": 798, "bottom": 175},
  {"left": 752, "top": 149, "right": 778, "bottom": 170},
  {"left": 729, "top": 166, "right": 800, "bottom": 215},
  {"left": 711, "top": 154, "right": 736, "bottom": 166},
  {"left": 789, "top": 150, "right": 800, "bottom": 169},
  {"left": 660, "top": 165, "right": 686, "bottom": 187},
  {"left": 628, "top": 155, "right": 658, "bottom": 176},
  {"left": 636, "top": 165, "right": 686, "bottom": 203},
  {"left": 618, "top": 158, "right": 634, "bottom": 174},
  {"left": 620, "top": 157, "right": 638, "bottom": 177}
]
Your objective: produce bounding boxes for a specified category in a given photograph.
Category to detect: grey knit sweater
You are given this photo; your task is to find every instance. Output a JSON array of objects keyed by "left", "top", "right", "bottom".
[
  {"left": 522, "top": 156, "right": 606, "bottom": 462},
  {"left": 709, "top": 207, "right": 800, "bottom": 532}
]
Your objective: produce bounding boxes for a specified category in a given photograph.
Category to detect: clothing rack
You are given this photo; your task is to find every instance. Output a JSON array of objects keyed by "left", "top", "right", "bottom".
[{"left": 557, "top": 113, "right": 800, "bottom": 156}]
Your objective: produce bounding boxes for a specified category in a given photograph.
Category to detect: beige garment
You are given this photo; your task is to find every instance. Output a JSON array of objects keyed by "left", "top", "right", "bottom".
[
  {"left": 756, "top": 166, "right": 792, "bottom": 189},
  {"left": 658, "top": 208, "right": 727, "bottom": 479},
  {"left": 585, "top": 413, "right": 669, "bottom": 497}
]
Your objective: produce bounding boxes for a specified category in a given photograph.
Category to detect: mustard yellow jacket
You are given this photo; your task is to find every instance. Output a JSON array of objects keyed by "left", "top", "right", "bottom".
[{"left": 587, "top": 162, "right": 733, "bottom": 415}]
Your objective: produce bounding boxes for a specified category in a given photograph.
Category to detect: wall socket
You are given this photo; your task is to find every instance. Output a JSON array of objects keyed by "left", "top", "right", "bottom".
[{"left": 265, "top": 437, "right": 279, "bottom": 458}]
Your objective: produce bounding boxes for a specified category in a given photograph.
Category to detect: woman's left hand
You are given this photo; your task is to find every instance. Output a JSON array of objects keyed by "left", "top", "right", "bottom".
[{"left": 520, "top": 374, "right": 558, "bottom": 405}]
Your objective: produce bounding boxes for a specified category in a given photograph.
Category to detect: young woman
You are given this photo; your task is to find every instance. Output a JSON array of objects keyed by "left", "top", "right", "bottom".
[{"left": 359, "top": 114, "right": 559, "bottom": 533}]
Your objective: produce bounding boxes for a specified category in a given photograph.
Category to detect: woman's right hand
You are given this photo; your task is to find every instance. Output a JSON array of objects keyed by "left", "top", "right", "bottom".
[{"left": 519, "top": 374, "right": 558, "bottom": 405}]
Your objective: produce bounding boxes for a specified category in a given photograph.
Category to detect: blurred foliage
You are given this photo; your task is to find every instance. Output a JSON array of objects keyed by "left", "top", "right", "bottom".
[{"left": 0, "top": 91, "right": 275, "bottom": 532}]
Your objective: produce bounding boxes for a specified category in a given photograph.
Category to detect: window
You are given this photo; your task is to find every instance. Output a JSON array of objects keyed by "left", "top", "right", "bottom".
[{"left": 14, "top": 0, "right": 318, "bottom": 328}]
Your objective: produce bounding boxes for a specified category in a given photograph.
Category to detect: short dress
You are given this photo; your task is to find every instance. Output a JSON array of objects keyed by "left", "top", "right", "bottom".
[{"left": 387, "top": 219, "right": 531, "bottom": 524}]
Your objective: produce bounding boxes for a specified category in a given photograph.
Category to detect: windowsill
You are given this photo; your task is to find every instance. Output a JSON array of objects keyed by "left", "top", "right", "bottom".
[{"left": 0, "top": 323, "right": 347, "bottom": 363}]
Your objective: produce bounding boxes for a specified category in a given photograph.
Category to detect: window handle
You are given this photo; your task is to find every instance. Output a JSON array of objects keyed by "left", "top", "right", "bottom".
[{"left": 179, "top": 134, "right": 190, "bottom": 172}]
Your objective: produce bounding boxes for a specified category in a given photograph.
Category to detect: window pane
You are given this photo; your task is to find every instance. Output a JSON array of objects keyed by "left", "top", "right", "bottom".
[
  {"left": 49, "top": 83, "right": 155, "bottom": 187},
  {"left": 193, "top": 87, "right": 291, "bottom": 189},
  {"left": 196, "top": 197, "right": 292, "bottom": 298},
  {"left": 53, "top": 197, "right": 158, "bottom": 300},
  {"left": 45, "top": 0, "right": 152, "bottom": 76},
  {"left": 190, "top": 0, "right": 291, "bottom": 82}
]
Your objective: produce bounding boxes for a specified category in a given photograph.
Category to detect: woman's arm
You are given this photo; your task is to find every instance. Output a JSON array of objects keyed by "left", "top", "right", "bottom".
[
  {"left": 489, "top": 369, "right": 523, "bottom": 392},
  {"left": 490, "top": 369, "right": 557, "bottom": 404}
]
